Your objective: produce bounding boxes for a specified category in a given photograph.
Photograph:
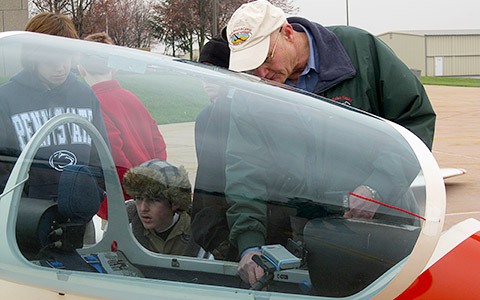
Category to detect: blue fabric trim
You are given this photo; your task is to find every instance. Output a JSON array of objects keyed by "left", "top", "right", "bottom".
[{"left": 241, "top": 247, "right": 261, "bottom": 257}]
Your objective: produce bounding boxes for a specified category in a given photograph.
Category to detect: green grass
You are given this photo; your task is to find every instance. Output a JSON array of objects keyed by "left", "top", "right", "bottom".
[
  {"left": 117, "top": 73, "right": 210, "bottom": 124},
  {"left": 1, "top": 73, "right": 211, "bottom": 124},
  {"left": 1, "top": 73, "right": 210, "bottom": 124},
  {"left": 3, "top": 73, "right": 478, "bottom": 125},
  {"left": 421, "top": 76, "right": 480, "bottom": 87}
]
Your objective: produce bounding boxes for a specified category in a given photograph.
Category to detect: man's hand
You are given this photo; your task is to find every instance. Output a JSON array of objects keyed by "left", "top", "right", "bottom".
[
  {"left": 344, "top": 185, "right": 380, "bottom": 219},
  {"left": 238, "top": 250, "right": 264, "bottom": 287}
]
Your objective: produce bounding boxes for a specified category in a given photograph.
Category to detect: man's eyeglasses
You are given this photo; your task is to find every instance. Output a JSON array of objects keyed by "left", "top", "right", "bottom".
[{"left": 266, "top": 27, "right": 283, "bottom": 63}]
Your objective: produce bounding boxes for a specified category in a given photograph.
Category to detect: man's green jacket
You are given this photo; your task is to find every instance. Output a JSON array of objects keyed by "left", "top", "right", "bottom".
[{"left": 290, "top": 17, "right": 435, "bottom": 150}]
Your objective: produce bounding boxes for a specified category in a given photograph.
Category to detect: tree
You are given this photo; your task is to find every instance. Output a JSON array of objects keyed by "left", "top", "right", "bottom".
[
  {"left": 30, "top": 0, "right": 298, "bottom": 55},
  {"left": 66, "top": 0, "right": 96, "bottom": 37},
  {"left": 150, "top": 0, "right": 298, "bottom": 57},
  {"left": 83, "top": 0, "right": 154, "bottom": 48},
  {"left": 30, "top": 0, "right": 69, "bottom": 14},
  {"left": 81, "top": 0, "right": 109, "bottom": 35},
  {"left": 29, "top": 0, "right": 96, "bottom": 37},
  {"left": 150, "top": 0, "right": 194, "bottom": 57},
  {"left": 212, "top": 0, "right": 298, "bottom": 37},
  {"left": 30, "top": 0, "right": 155, "bottom": 47},
  {"left": 129, "top": 0, "right": 154, "bottom": 48}
]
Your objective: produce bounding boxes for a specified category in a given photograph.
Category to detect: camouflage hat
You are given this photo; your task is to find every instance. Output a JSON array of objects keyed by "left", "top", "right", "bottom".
[{"left": 123, "top": 159, "right": 191, "bottom": 211}]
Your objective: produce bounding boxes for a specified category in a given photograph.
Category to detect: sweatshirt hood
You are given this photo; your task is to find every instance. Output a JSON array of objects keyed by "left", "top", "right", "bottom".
[{"left": 10, "top": 69, "right": 78, "bottom": 94}]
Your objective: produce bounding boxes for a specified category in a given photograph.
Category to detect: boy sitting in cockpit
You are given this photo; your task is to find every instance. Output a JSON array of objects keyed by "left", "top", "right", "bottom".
[{"left": 123, "top": 159, "right": 191, "bottom": 255}]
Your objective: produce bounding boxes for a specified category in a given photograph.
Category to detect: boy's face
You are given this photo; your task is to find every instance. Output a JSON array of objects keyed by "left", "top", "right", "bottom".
[
  {"left": 36, "top": 54, "right": 72, "bottom": 87},
  {"left": 135, "top": 197, "right": 179, "bottom": 233}
]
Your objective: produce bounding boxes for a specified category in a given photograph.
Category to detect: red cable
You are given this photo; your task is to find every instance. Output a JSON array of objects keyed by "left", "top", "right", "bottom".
[{"left": 349, "top": 192, "right": 426, "bottom": 221}]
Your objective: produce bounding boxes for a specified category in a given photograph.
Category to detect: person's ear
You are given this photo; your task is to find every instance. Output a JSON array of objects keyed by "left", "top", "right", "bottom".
[{"left": 283, "top": 23, "right": 295, "bottom": 42}]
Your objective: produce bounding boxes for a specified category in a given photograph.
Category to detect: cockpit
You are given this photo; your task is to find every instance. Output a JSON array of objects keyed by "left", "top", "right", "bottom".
[{"left": 0, "top": 32, "right": 445, "bottom": 299}]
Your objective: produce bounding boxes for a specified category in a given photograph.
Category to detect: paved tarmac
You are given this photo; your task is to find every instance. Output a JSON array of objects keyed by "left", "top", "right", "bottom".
[
  {"left": 159, "top": 85, "right": 480, "bottom": 232},
  {"left": 426, "top": 85, "right": 480, "bottom": 230}
]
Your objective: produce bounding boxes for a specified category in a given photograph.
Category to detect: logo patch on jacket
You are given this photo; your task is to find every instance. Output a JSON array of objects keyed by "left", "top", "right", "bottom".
[
  {"left": 49, "top": 150, "right": 77, "bottom": 171},
  {"left": 332, "top": 95, "right": 352, "bottom": 106}
]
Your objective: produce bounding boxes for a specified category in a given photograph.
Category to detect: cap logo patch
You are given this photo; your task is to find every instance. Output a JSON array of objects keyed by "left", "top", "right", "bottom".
[{"left": 230, "top": 30, "right": 251, "bottom": 46}]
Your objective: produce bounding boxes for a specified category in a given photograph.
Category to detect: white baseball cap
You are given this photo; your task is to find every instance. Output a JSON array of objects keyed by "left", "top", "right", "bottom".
[{"left": 227, "top": 0, "right": 286, "bottom": 72}]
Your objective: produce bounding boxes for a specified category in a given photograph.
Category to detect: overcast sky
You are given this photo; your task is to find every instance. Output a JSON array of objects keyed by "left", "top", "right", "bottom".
[{"left": 292, "top": 0, "right": 479, "bottom": 35}]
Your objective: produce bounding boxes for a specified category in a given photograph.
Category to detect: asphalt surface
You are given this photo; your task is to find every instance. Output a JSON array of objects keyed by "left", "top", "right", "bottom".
[
  {"left": 426, "top": 85, "right": 480, "bottom": 230},
  {"left": 159, "top": 85, "right": 480, "bottom": 232}
]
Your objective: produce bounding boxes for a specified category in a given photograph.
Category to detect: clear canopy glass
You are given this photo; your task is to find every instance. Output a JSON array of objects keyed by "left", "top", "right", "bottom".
[{"left": 0, "top": 32, "right": 444, "bottom": 299}]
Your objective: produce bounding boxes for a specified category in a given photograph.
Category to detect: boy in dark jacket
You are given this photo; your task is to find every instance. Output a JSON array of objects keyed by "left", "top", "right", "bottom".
[
  {"left": 0, "top": 13, "right": 110, "bottom": 246},
  {"left": 0, "top": 13, "right": 109, "bottom": 202}
]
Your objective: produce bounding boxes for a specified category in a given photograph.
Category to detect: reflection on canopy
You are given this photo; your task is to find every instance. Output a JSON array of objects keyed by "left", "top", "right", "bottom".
[{"left": 0, "top": 32, "right": 439, "bottom": 300}]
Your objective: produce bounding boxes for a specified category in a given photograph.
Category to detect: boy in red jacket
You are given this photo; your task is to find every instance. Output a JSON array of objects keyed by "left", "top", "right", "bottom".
[{"left": 78, "top": 33, "right": 167, "bottom": 223}]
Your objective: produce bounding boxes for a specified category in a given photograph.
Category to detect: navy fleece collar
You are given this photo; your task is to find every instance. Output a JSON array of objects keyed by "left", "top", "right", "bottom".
[{"left": 287, "top": 17, "right": 356, "bottom": 93}]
